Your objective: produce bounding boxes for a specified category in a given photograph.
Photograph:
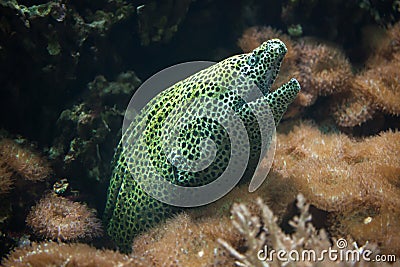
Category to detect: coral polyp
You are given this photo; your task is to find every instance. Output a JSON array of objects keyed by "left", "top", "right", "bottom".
[
  {"left": 0, "top": 138, "right": 51, "bottom": 182},
  {"left": 26, "top": 193, "right": 103, "bottom": 241},
  {"left": 2, "top": 242, "right": 136, "bottom": 267}
]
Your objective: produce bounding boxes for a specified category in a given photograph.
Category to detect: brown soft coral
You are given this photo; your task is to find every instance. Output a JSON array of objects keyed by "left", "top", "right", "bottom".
[
  {"left": 333, "top": 201, "right": 400, "bottom": 256},
  {"left": 273, "top": 121, "right": 400, "bottom": 254},
  {"left": 2, "top": 242, "right": 142, "bottom": 267},
  {"left": 238, "top": 26, "right": 299, "bottom": 91},
  {"left": 0, "top": 159, "right": 13, "bottom": 195},
  {"left": 132, "top": 210, "right": 240, "bottom": 266},
  {"left": 238, "top": 25, "right": 399, "bottom": 128},
  {"left": 296, "top": 42, "right": 353, "bottom": 106},
  {"left": 0, "top": 138, "right": 51, "bottom": 182},
  {"left": 370, "top": 22, "right": 400, "bottom": 63},
  {"left": 274, "top": 122, "right": 400, "bottom": 210},
  {"left": 130, "top": 179, "right": 297, "bottom": 266},
  {"left": 333, "top": 23, "right": 400, "bottom": 127},
  {"left": 332, "top": 90, "right": 375, "bottom": 128},
  {"left": 26, "top": 193, "right": 103, "bottom": 241}
]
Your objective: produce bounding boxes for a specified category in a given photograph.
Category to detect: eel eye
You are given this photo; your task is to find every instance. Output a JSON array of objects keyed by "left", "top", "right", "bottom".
[{"left": 247, "top": 54, "right": 258, "bottom": 66}]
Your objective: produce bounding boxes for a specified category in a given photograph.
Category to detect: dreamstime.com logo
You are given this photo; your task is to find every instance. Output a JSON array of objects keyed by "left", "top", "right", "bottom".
[
  {"left": 257, "top": 238, "right": 397, "bottom": 263},
  {"left": 122, "top": 61, "right": 276, "bottom": 207}
]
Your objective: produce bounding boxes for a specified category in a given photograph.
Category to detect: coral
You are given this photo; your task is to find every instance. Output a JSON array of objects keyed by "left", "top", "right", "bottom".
[
  {"left": 0, "top": 138, "right": 51, "bottom": 182},
  {"left": 333, "top": 22, "right": 400, "bottom": 127},
  {"left": 0, "top": 159, "right": 13, "bottom": 195},
  {"left": 219, "top": 194, "right": 384, "bottom": 267},
  {"left": 26, "top": 193, "right": 102, "bottom": 241},
  {"left": 295, "top": 42, "right": 353, "bottom": 106},
  {"left": 136, "top": 0, "right": 191, "bottom": 45},
  {"left": 334, "top": 54, "right": 400, "bottom": 127},
  {"left": 129, "top": 179, "right": 293, "bottom": 266},
  {"left": 366, "top": 22, "right": 400, "bottom": 64},
  {"left": 281, "top": 0, "right": 399, "bottom": 43},
  {"left": 272, "top": 121, "right": 400, "bottom": 255},
  {"left": 132, "top": 212, "right": 239, "bottom": 266},
  {"left": 355, "top": 60, "right": 400, "bottom": 116},
  {"left": 2, "top": 241, "right": 144, "bottom": 267},
  {"left": 273, "top": 122, "right": 400, "bottom": 211},
  {"left": 0, "top": 0, "right": 67, "bottom": 28},
  {"left": 332, "top": 91, "right": 375, "bottom": 128},
  {"left": 238, "top": 24, "right": 399, "bottom": 128}
]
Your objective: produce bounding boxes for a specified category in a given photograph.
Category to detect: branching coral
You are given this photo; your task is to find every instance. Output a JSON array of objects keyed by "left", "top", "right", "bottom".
[
  {"left": 218, "top": 195, "right": 383, "bottom": 267},
  {"left": 273, "top": 121, "right": 400, "bottom": 255},
  {"left": 0, "top": 138, "right": 51, "bottom": 182},
  {"left": 26, "top": 193, "right": 102, "bottom": 241},
  {"left": 2, "top": 242, "right": 142, "bottom": 267}
]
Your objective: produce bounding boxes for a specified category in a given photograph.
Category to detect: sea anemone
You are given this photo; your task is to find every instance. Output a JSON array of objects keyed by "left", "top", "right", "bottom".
[
  {"left": 295, "top": 42, "right": 353, "bottom": 106},
  {"left": 2, "top": 242, "right": 141, "bottom": 267},
  {"left": 0, "top": 160, "right": 13, "bottom": 195},
  {"left": 26, "top": 193, "right": 103, "bottom": 241},
  {"left": 0, "top": 138, "right": 51, "bottom": 182}
]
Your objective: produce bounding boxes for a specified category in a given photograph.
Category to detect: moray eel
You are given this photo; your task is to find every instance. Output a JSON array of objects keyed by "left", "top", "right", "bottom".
[{"left": 104, "top": 39, "right": 301, "bottom": 252}]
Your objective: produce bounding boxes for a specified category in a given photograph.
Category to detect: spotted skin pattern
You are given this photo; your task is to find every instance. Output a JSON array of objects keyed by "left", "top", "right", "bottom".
[{"left": 104, "top": 39, "right": 301, "bottom": 252}]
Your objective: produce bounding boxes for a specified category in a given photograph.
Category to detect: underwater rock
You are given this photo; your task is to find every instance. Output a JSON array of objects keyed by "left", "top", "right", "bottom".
[
  {"left": 50, "top": 71, "right": 141, "bottom": 183},
  {"left": 0, "top": 135, "right": 52, "bottom": 258},
  {"left": 281, "top": 0, "right": 400, "bottom": 41},
  {"left": 136, "top": 0, "right": 191, "bottom": 45},
  {"left": 0, "top": 0, "right": 135, "bottom": 145}
]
